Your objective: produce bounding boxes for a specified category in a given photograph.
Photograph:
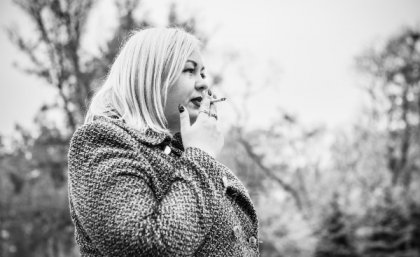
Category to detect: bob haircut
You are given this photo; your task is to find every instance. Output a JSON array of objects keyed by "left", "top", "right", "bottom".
[{"left": 85, "top": 27, "right": 200, "bottom": 134}]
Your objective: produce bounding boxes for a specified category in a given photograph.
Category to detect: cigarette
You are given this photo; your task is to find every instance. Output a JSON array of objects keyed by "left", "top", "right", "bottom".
[{"left": 210, "top": 97, "right": 227, "bottom": 104}]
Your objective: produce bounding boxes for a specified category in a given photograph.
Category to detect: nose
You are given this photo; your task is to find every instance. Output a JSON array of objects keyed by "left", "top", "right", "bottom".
[{"left": 195, "top": 75, "right": 209, "bottom": 92}]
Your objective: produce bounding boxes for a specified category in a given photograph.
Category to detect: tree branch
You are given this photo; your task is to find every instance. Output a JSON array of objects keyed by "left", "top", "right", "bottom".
[{"left": 235, "top": 129, "right": 304, "bottom": 211}]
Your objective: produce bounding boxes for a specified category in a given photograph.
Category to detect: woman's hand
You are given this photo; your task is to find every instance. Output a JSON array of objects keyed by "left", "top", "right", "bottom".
[{"left": 179, "top": 91, "right": 224, "bottom": 158}]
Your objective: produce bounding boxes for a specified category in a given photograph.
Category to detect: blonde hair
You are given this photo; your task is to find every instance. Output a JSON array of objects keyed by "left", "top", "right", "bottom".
[{"left": 85, "top": 27, "right": 200, "bottom": 134}]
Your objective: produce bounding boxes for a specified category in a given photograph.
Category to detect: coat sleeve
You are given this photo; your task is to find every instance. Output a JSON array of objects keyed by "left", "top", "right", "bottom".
[{"left": 67, "top": 122, "right": 220, "bottom": 257}]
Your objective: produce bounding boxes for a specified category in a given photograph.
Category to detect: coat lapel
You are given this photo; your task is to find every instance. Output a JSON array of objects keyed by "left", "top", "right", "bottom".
[{"left": 224, "top": 172, "right": 258, "bottom": 228}]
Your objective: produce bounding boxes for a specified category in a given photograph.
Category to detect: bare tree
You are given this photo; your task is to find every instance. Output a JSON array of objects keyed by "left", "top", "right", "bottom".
[
  {"left": 8, "top": 0, "right": 96, "bottom": 131},
  {"left": 356, "top": 28, "right": 420, "bottom": 187}
]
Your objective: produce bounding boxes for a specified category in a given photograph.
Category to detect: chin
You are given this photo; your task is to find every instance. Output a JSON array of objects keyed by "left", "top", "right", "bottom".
[
  {"left": 186, "top": 105, "right": 199, "bottom": 123},
  {"left": 189, "top": 114, "right": 198, "bottom": 124},
  {"left": 188, "top": 110, "right": 198, "bottom": 123}
]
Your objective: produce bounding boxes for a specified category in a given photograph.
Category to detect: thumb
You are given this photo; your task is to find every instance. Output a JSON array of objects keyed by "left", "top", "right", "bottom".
[{"left": 178, "top": 104, "right": 191, "bottom": 132}]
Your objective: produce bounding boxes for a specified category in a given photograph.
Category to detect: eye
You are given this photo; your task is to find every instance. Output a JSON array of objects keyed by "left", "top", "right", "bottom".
[
  {"left": 183, "top": 68, "right": 195, "bottom": 74},
  {"left": 200, "top": 73, "right": 206, "bottom": 79}
]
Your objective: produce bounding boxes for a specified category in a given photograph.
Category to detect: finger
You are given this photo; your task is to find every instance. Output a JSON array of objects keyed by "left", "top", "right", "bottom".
[
  {"left": 209, "top": 100, "right": 218, "bottom": 121},
  {"left": 208, "top": 88, "right": 217, "bottom": 99},
  {"left": 178, "top": 104, "right": 191, "bottom": 132},
  {"left": 199, "top": 90, "right": 212, "bottom": 113}
]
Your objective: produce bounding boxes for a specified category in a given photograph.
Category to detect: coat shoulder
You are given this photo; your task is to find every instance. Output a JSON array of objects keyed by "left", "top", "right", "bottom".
[{"left": 70, "top": 117, "right": 138, "bottom": 152}]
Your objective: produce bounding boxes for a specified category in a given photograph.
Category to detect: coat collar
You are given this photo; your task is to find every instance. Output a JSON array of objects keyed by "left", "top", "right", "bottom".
[
  {"left": 141, "top": 127, "right": 184, "bottom": 151},
  {"left": 93, "top": 115, "right": 184, "bottom": 150}
]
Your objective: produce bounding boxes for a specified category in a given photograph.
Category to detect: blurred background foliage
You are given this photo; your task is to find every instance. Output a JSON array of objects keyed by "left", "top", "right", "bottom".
[{"left": 0, "top": 0, "right": 419, "bottom": 256}]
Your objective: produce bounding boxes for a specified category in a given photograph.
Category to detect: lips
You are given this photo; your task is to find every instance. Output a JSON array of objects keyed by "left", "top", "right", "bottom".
[{"left": 190, "top": 96, "right": 202, "bottom": 107}]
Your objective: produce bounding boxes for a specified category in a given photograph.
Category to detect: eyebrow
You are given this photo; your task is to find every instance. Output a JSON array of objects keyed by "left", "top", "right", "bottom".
[{"left": 186, "top": 60, "right": 205, "bottom": 71}]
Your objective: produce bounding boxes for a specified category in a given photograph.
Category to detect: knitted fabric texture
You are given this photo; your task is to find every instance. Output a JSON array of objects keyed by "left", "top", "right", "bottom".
[{"left": 67, "top": 116, "right": 260, "bottom": 257}]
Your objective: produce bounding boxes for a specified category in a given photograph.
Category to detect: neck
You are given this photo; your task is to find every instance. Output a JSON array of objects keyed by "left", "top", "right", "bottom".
[{"left": 168, "top": 125, "right": 180, "bottom": 136}]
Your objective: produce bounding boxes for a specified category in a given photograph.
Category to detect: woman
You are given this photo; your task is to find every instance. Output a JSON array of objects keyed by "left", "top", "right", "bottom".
[{"left": 68, "top": 27, "right": 259, "bottom": 257}]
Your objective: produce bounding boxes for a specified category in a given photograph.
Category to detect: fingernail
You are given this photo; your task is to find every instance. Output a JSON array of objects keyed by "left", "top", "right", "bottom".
[
  {"left": 178, "top": 104, "right": 184, "bottom": 113},
  {"left": 208, "top": 89, "right": 212, "bottom": 96}
]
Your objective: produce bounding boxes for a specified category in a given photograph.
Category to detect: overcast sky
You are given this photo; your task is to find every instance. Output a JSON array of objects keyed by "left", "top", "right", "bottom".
[{"left": 0, "top": 0, "right": 419, "bottom": 136}]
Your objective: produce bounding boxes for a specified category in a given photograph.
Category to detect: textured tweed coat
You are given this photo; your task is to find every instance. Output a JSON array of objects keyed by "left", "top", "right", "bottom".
[{"left": 67, "top": 116, "right": 260, "bottom": 257}]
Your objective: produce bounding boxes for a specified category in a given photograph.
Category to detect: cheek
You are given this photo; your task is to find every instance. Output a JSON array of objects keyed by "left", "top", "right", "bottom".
[
  {"left": 164, "top": 99, "right": 178, "bottom": 120},
  {"left": 166, "top": 89, "right": 182, "bottom": 109},
  {"left": 168, "top": 79, "right": 193, "bottom": 106},
  {"left": 164, "top": 92, "right": 185, "bottom": 122},
  {"left": 164, "top": 76, "right": 198, "bottom": 123}
]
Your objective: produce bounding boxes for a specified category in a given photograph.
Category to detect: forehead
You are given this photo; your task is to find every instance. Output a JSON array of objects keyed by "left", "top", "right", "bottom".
[{"left": 186, "top": 49, "right": 204, "bottom": 67}]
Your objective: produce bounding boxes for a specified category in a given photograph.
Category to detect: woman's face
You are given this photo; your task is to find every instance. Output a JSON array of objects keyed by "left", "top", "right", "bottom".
[{"left": 164, "top": 49, "right": 209, "bottom": 133}]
